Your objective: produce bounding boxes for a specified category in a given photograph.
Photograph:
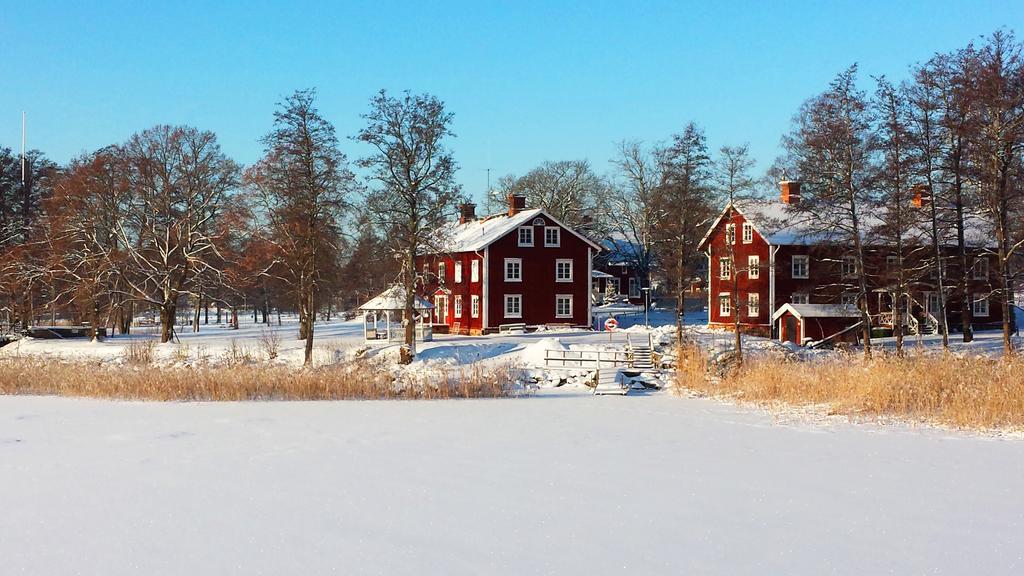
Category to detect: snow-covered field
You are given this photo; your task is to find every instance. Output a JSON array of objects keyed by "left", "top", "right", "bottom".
[{"left": 2, "top": 391, "right": 1022, "bottom": 575}]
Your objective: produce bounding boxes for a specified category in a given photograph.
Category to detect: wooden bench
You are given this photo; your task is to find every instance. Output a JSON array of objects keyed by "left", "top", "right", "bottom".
[{"left": 498, "top": 322, "right": 527, "bottom": 334}]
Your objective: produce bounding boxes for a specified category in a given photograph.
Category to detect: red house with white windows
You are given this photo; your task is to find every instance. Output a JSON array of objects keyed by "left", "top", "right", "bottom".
[
  {"left": 698, "top": 181, "right": 1003, "bottom": 344},
  {"left": 417, "top": 195, "right": 601, "bottom": 334}
]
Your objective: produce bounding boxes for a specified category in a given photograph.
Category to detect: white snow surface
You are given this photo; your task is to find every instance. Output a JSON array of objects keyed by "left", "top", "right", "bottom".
[{"left": 2, "top": 392, "right": 1022, "bottom": 575}]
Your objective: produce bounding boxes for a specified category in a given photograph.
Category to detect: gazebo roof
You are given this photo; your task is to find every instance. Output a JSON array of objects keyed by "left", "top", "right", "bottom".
[{"left": 358, "top": 285, "right": 434, "bottom": 312}]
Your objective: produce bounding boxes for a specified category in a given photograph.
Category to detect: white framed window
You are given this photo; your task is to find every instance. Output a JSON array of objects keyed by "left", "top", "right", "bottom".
[
  {"left": 471, "top": 260, "right": 480, "bottom": 282},
  {"left": 719, "top": 293, "right": 731, "bottom": 316},
  {"left": 719, "top": 257, "right": 732, "bottom": 279},
  {"left": 471, "top": 295, "right": 480, "bottom": 318},
  {"left": 504, "top": 294, "right": 522, "bottom": 318},
  {"left": 504, "top": 258, "right": 522, "bottom": 282},
  {"left": 555, "top": 294, "right": 573, "bottom": 318},
  {"left": 544, "top": 226, "right": 560, "bottom": 247},
  {"left": 555, "top": 259, "right": 573, "bottom": 282},
  {"left": 791, "top": 293, "right": 809, "bottom": 304},
  {"left": 532, "top": 217, "right": 546, "bottom": 226},
  {"left": 792, "top": 255, "right": 809, "bottom": 279},
  {"left": 454, "top": 295, "right": 463, "bottom": 318},
  {"left": 748, "top": 255, "right": 760, "bottom": 279},
  {"left": 973, "top": 294, "right": 989, "bottom": 317},
  {"left": 841, "top": 255, "right": 856, "bottom": 278},
  {"left": 517, "top": 226, "right": 533, "bottom": 247},
  {"left": 748, "top": 293, "right": 759, "bottom": 317},
  {"left": 454, "top": 261, "right": 463, "bottom": 283},
  {"left": 629, "top": 277, "right": 640, "bottom": 298},
  {"left": 926, "top": 292, "right": 940, "bottom": 316},
  {"left": 438, "top": 262, "right": 446, "bottom": 282},
  {"left": 742, "top": 222, "right": 753, "bottom": 243},
  {"left": 841, "top": 293, "right": 858, "bottom": 306},
  {"left": 973, "top": 257, "right": 989, "bottom": 280},
  {"left": 725, "top": 223, "right": 736, "bottom": 245}
]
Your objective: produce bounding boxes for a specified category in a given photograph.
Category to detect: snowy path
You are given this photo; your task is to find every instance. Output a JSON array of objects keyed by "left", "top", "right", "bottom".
[{"left": 2, "top": 393, "right": 1022, "bottom": 575}]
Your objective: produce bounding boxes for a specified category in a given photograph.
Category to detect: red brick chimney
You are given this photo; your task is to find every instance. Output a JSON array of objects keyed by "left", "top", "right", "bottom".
[
  {"left": 910, "top": 184, "right": 931, "bottom": 208},
  {"left": 507, "top": 194, "right": 527, "bottom": 217},
  {"left": 780, "top": 180, "right": 801, "bottom": 205},
  {"left": 458, "top": 203, "right": 477, "bottom": 224}
]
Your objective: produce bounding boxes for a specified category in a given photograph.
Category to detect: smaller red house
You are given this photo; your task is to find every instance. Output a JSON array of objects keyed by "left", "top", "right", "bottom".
[
  {"left": 417, "top": 195, "right": 602, "bottom": 334},
  {"left": 772, "top": 303, "right": 862, "bottom": 345}
]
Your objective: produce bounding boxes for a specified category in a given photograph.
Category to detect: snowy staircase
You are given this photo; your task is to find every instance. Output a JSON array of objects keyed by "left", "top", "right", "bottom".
[
  {"left": 593, "top": 368, "right": 628, "bottom": 395},
  {"left": 631, "top": 345, "right": 655, "bottom": 370}
]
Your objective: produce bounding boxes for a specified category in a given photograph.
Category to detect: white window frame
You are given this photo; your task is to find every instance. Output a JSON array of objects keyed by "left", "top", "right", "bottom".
[
  {"left": 471, "top": 295, "right": 480, "bottom": 318},
  {"left": 517, "top": 226, "right": 533, "bottom": 247},
  {"left": 972, "top": 294, "right": 989, "bottom": 317},
  {"left": 504, "top": 294, "right": 522, "bottom": 319},
  {"left": 628, "top": 277, "right": 640, "bottom": 299},
  {"left": 792, "top": 255, "right": 809, "bottom": 279},
  {"left": 841, "top": 255, "right": 856, "bottom": 278},
  {"left": 454, "top": 295, "right": 463, "bottom": 318},
  {"left": 725, "top": 223, "right": 736, "bottom": 245},
  {"left": 504, "top": 258, "right": 522, "bottom": 282},
  {"left": 544, "top": 226, "right": 561, "bottom": 247},
  {"left": 471, "top": 260, "right": 480, "bottom": 283},
  {"left": 748, "top": 292, "right": 759, "bottom": 317},
  {"left": 719, "top": 293, "right": 731, "bottom": 316},
  {"left": 742, "top": 222, "right": 753, "bottom": 244},
  {"left": 555, "top": 294, "right": 573, "bottom": 319},
  {"left": 438, "top": 262, "right": 446, "bottom": 282},
  {"left": 719, "top": 257, "right": 732, "bottom": 279},
  {"left": 973, "top": 257, "right": 989, "bottom": 280},
  {"left": 454, "top": 261, "right": 463, "bottom": 283},
  {"left": 555, "top": 259, "right": 573, "bottom": 282},
  {"left": 791, "top": 292, "right": 809, "bottom": 305},
  {"left": 748, "top": 255, "right": 760, "bottom": 279}
]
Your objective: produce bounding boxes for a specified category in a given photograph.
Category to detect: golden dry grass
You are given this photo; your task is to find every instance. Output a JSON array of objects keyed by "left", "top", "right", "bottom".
[
  {"left": 0, "top": 357, "right": 518, "bottom": 401},
  {"left": 674, "top": 345, "right": 1024, "bottom": 430}
]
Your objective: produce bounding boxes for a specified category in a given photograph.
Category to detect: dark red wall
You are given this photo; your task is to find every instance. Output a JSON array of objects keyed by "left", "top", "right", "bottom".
[
  {"left": 418, "top": 252, "right": 485, "bottom": 334},
  {"left": 705, "top": 208, "right": 771, "bottom": 329}
]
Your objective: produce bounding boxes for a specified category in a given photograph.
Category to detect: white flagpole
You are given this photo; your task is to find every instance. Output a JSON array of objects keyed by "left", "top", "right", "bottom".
[{"left": 21, "top": 111, "right": 26, "bottom": 184}]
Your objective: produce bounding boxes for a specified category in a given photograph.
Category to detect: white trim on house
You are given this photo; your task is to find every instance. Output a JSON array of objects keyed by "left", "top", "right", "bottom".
[
  {"left": 555, "top": 259, "right": 573, "bottom": 282},
  {"left": 454, "top": 295, "right": 463, "bottom": 318},
  {"left": 742, "top": 222, "right": 753, "bottom": 243},
  {"left": 482, "top": 248, "right": 489, "bottom": 329},
  {"left": 504, "top": 258, "right": 522, "bottom": 282},
  {"left": 555, "top": 294, "right": 573, "bottom": 318},
  {"left": 972, "top": 293, "right": 990, "bottom": 317},
  {"left": 454, "top": 261, "right": 463, "bottom": 283},
  {"left": 792, "top": 255, "right": 809, "bottom": 279},
  {"left": 748, "top": 255, "right": 759, "bottom": 279},
  {"left": 544, "top": 226, "right": 561, "bottom": 247},
  {"left": 504, "top": 294, "right": 523, "bottom": 319},
  {"left": 718, "top": 292, "right": 731, "bottom": 316},
  {"left": 471, "top": 294, "right": 480, "bottom": 318},
  {"left": 517, "top": 226, "right": 534, "bottom": 247}
]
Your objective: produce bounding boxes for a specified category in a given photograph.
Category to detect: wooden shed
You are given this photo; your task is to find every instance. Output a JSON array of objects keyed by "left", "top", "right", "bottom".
[{"left": 771, "top": 304, "right": 862, "bottom": 345}]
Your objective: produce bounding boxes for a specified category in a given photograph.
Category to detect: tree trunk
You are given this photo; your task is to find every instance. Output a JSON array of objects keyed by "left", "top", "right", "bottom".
[
  {"left": 192, "top": 294, "right": 202, "bottom": 333},
  {"left": 303, "top": 286, "right": 315, "bottom": 366},
  {"left": 401, "top": 251, "right": 417, "bottom": 364},
  {"left": 160, "top": 303, "right": 176, "bottom": 343}
]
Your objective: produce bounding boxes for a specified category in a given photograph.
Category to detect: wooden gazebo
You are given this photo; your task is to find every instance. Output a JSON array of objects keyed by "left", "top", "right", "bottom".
[{"left": 357, "top": 285, "right": 434, "bottom": 343}]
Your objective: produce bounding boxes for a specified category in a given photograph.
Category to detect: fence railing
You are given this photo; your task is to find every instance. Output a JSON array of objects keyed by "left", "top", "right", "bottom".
[{"left": 543, "top": 349, "right": 631, "bottom": 369}]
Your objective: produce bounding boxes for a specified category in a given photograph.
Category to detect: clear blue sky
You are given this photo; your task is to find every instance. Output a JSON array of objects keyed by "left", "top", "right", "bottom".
[{"left": 1, "top": 1, "right": 1020, "bottom": 204}]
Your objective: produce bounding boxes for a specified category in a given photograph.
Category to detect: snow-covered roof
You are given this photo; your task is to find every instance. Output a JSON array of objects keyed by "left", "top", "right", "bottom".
[
  {"left": 430, "top": 208, "right": 603, "bottom": 254},
  {"left": 591, "top": 270, "right": 614, "bottom": 279},
  {"left": 700, "top": 198, "right": 995, "bottom": 249},
  {"left": 358, "top": 285, "right": 433, "bottom": 312},
  {"left": 772, "top": 303, "right": 862, "bottom": 322}
]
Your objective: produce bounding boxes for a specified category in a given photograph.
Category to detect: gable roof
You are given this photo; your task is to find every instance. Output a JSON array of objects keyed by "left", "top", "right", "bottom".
[
  {"left": 699, "top": 198, "right": 995, "bottom": 250},
  {"left": 358, "top": 285, "right": 433, "bottom": 312},
  {"left": 430, "top": 208, "right": 603, "bottom": 253},
  {"left": 771, "top": 303, "right": 862, "bottom": 322}
]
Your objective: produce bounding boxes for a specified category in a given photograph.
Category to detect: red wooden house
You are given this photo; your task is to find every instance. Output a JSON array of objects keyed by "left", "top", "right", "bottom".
[
  {"left": 417, "top": 195, "right": 602, "bottom": 334},
  {"left": 698, "top": 181, "right": 1003, "bottom": 344}
]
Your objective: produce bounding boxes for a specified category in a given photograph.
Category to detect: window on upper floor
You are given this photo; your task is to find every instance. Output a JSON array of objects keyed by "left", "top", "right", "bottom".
[
  {"left": 719, "top": 257, "right": 732, "bottom": 279},
  {"left": 471, "top": 260, "right": 480, "bottom": 282},
  {"left": 555, "top": 259, "right": 573, "bottom": 282},
  {"left": 544, "top": 226, "right": 560, "bottom": 247},
  {"left": 841, "top": 255, "right": 856, "bottom": 278},
  {"left": 742, "top": 223, "right": 753, "bottom": 243},
  {"left": 792, "top": 255, "right": 809, "bottom": 279},
  {"left": 454, "top": 261, "right": 463, "bottom": 283},
  {"left": 748, "top": 293, "right": 759, "bottom": 317},
  {"left": 438, "top": 262, "right": 446, "bottom": 282},
  {"left": 973, "top": 257, "right": 989, "bottom": 280},
  {"left": 725, "top": 223, "right": 736, "bottom": 245},
  {"left": 748, "top": 255, "right": 760, "bottom": 279},
  {"left": 504, "top": 258, "right": 522, "bottom": 282},
  {"left": 518, "top": 226, "right": 533, "bottom": 247},
  {"left": 791, "top": 292, "right": 809, "bottom": 305}
]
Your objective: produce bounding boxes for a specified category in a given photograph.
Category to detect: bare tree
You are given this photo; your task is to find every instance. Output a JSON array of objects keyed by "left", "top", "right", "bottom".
[
  {"left": 357, "top": 90, "right": 462, "bottom": 364},
  {"left": 714, "top": 144, "right": 756, "bottom": 362},
  {"left": 488, "top": 160, "right": 608, "bottom": 234},
  {"left": 116, "top": 125, "right": 240, "bottom": 343},
  {"left": 782, "top": 65, "right": 877, "bottom": 358},
  {"left": 247, "top": 89, "right": 354, "bottom": 365}
]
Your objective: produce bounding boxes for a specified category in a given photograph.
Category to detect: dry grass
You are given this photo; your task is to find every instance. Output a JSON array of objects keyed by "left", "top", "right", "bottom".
[
  {"left": 674, "top": 345, "right": 1024, "bottom": 430},
  {"left": 0, "top": 357, "right": 520, "bottom": 401}
]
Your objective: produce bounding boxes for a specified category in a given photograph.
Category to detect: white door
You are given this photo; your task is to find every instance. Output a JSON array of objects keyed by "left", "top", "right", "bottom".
[{"left": 434, "top": 295, "right": 448, "bottom": 324}]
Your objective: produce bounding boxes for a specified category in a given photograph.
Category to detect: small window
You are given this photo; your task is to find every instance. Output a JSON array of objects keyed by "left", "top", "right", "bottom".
[
  {"left": 555, "top": 294, "right": 573, "bottom": 318},
  {"left": 454, "top": 261, "right": 463, "bottom": 283},
  {"left": 438, "top": 262, "right": 446, "bottom": 282},
  {"left": 471, "top": 295, "right": 480, "bottom": 318},
  {"left": 742, "top": 222, "right": 753, "bottom": 243},
  {"left": 725, "top": 223, "right": 736, "bottom": 245},
  {"left": 629, "top": 277, "right": 640, "bottom": 298},
  {"left": 886, "top": 255, "right": 898, "bottom": 270},
  {"left": 504, "top": 258, "right": 522, "bottom": 282},
  {"left": 973, "top": 257, "right": 988, "bottom": 280},
  {"left": 504, "top": 294, "right": 522, "bottom": 318},
  {"left": 555, "top": 259, "right": 573, "bottom": 282},
  {"left": 841, "top": 255, "right": 856, "bottom": 278},
  {"left": 719, "top": 257, "right": 732, "bottom": 279},
  {"left": 972, "top": 294, "right": 989, "bottom": 317},
  {"left": 791, "top": 293, "right": 809, "bottom": 304},
  {"left": 748, "top": 293, "right": 759, "bottom": 317},
  {"left": 719, "top": 293, "right": 731, "bottom": 316},
  {"left": 517, "top": 226, "right": 533, "bottom": 247},
  {"left": 454, "top": 295, "right": 463, "bottom": 318},
  {"left": 792, "top": 255, "right": 809, "bottom": 279},
  {"left": 544, "top": 227, "right": 561, "bottom": 247},
  {"left": 748, "top": 255, "right": 760, "bottom": 279},
  {"left": 471, "top": 260, "right": 480, "bottom": 282},
  {"left": 841, "top": 293, "right": 858, "bottom": 306},
  {"left": 532, "top": 217, "right": 546, "bottom": 226}
]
